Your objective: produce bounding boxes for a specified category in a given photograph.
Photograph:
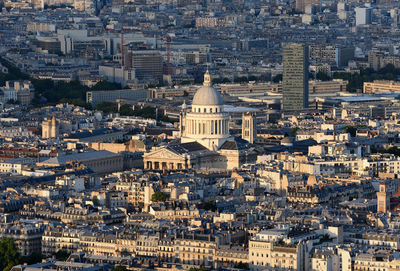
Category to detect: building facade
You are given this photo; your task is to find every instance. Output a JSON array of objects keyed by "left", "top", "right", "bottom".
[
  {"left": 282, "top": 43, "right": 309, "bottom": 111},
  {"left": 42, "top": 116, "right": 59, "bottom": 139}
]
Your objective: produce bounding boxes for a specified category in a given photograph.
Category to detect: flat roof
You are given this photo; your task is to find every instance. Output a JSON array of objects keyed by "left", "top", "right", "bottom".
[{"left": 40, "top": 150, "right": 119, "bottom": 165}]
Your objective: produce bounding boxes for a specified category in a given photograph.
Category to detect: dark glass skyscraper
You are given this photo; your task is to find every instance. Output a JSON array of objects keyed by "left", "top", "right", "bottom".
[{"left": 282, "top": 43, "right": 309, "bottom": 111}]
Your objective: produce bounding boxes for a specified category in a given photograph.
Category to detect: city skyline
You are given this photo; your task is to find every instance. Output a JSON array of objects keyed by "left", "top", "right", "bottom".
[{"left": 1, "top": 1, "right": 400, "bottom": 271}]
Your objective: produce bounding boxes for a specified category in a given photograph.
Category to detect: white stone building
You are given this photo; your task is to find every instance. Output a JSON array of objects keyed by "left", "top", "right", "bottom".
[{"left": 143, "top": 71, "right": 257, "bottom": 170}]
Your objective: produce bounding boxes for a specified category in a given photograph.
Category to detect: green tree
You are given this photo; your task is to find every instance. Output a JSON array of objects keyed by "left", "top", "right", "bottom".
[
  {"left": 132, "top": 106, "right": 157, "bottom": 119},
  {"left": 248, "top": 75, "right": 258, "bottom": 81},
  {"left": 272, "top": 74, "right": 282, "bottom": 83},
  {"left": 151, "top": 191, "right": 168, "bottom": 202},
  {"left": 6, "top": 99, "right": 19, "bottom": 105},
  {"left": 119, "top": 104, "right": 135, "bottom": 116},
  {"left": 320, "top": 234, "right": 333, "bottom": 243},
  {"left": 21, "top": 252, "right": 42, "bottom": 265},
  {"left": 94, "top": 102, "right": 118, "bottom": 113},
  {"left": 290, "top": 127, "right": 299, "bottom": 137},
  {"left": 234, "top": 262, "right": 250, "bottom": 270},
  {"left": 342, "top": 125, "right": 357, "bottom": 137},
  {"left": 316, "top": 72, "right": 331, "bottom": 81},
  {"left": 54, "top": 50, "right": 65, "bottom": 57},
  {"left": 0, "top": 238, "right": 21, "bottom": 271},
  {"left": 189, "top": 268, "right": 208, "bottom": 271},
  {"left": 59, "top": 98, "right": 91, "bottom": 109},
  {"left": 113, "top": 266, "right": 127, "bottom": 271},
  {"left": 54, "top": 250, "right": 70, "bottom": 261},
  {"left": 203, "top": 200, "right": 217, "bottom": 212},
  {"left": 91, "top": 81, "right": 122, "bottom": 91},
  {"left": 333, "top": 64, "right": 400, "bottom": 93},
  {"left": 180, "top": 80, "right": 191, "bottom": 85},
  {"left": 234, "top": 76, "right": 248, "bottom": 83},
  {"left": 92, "top": 196, "right": 100, "bottom": 206},
  {"left": 382, "top": 146, "right": 400, "bottom": 156},
  {"left": 160, "top": 114, "right": 176, "bottom": 123}
]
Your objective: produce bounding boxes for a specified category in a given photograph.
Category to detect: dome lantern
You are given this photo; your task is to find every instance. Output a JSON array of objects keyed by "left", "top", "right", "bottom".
[
  {"left": 192, "top": 71, "right": 223, "bottom": 106},
  {"left": 203, "top": 69, "right": 211, "bottom": 87}
]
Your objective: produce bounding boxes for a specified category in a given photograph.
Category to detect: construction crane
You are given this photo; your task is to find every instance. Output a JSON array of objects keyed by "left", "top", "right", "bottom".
[
  {"left": 166, "top": 35, "right": 171, "bottom": 75},
  {"left": 121, "top": 22, "right": 125, "bottom": 69}
]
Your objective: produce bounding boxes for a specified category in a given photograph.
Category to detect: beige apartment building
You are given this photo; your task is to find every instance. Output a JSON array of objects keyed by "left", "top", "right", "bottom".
[
  {"left": 249, "top": 237, "right": 309, "bottom": 271},
  {"left": 175, "top": 233, "right": 216, "bottom": 267},
  {"left": 42, "top": 227, "right": 81, "bottom": 255},
  {"left": 149, "top": 202, "right": 200, "bottom": 220},
  {"left": 214, "top": 245, "right": 249, "bottom": 267},
  {"left": 159, "top": 238, "right": 175, "bottom": 262},
  {"left": 136, "top": 234, "right": 160, "bottom": 257},
  {"left": 79, "top": 232, "right": 136, "bottom": 257},
  {"left": 354, "top": 253, "right": 400, "bottom": 271},
  {"left": 0, "top": 223, "right": 44, "bottom": 256},
  {"left": 115, "top": 179, "right": 154, "bottom": 207},
  {"left": 363, "top": 80, "right": 400, "bottom": 93}
]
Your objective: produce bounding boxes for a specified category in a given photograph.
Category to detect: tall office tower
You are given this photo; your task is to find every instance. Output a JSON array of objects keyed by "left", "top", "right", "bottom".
[
  {"left": 282, "top": 43, "right": 309, "bottom": 111},
  {"left": 242, "top": 112, "right": 257, "bottom": 144},
  {"left": 295, "top": 0, "right": 320, "bottom": 13},
  {"left": 355, "top": 6, "right": 372, "bottom": 26}
]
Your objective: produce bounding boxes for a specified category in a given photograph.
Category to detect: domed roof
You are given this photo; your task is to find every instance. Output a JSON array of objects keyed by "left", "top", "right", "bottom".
[{"left": 192, "top": 71, "right": 224, "bottom": 106}]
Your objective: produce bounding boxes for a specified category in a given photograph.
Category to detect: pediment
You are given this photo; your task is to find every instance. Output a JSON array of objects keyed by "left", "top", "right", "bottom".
[{"left": 143, "top": 147, "right": 185, "bottom": 160}]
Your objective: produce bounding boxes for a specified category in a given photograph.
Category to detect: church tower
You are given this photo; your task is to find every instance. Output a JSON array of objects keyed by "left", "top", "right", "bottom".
[
  {"left": 42, "top": 116, "right": 59, "bottom": 139},
  {"left": 242, "top": 112, "right": 256, "bottom": 144},
  {"left": 377, "top": 182, "right": 390, "bottom": 213}
]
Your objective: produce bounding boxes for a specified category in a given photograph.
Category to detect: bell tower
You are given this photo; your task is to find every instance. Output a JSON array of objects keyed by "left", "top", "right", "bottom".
[
  {"left": 377, "top": 182, "right": 390, "bottom": 213},
  {"left": 242, "top": 112, "right": 256, "bottom": 144}
]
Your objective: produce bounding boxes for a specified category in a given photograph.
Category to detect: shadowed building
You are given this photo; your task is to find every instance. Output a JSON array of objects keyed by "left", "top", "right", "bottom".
[{"left": 282, "top": 43, "right": 309, "bottom": 111}]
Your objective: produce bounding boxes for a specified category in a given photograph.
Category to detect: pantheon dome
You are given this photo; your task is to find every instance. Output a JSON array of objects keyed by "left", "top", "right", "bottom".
[
  {"left": 192, "top": 71, "right": 223, "bottom": 106},
  {"left": 144, "top": 70, "right": 256, "bottom": 171},
  {"left": 180, "top": 70, "right": 231, "bottom": 150}
]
